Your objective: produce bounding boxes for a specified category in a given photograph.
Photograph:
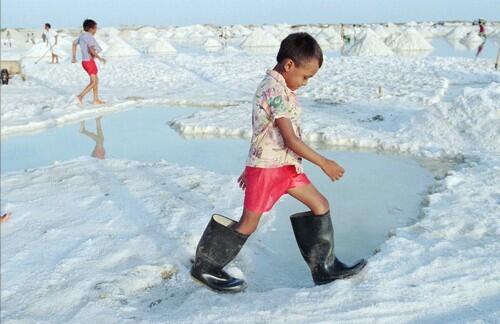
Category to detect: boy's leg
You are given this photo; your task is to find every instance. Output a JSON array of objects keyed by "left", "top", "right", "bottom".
[
  {"left": 92, "top": 76, "right": 98, "bottom": 101},
  {"left": 77, "top": 75, "right": 97, "bottom": 102},
  {"left": 287, "top": 184, "right": 329, "bottom": 216},
  {"left": 92, "top": 76, "right": 105, "bottom": 104},
  {"left": 233, "top": 209, "right": 263, "bottom": 235}
]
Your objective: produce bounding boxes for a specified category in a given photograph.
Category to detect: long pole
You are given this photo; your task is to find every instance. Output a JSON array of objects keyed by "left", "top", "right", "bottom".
[
  {"left": 34, "top": 47, "right": 52, "bottom": 64},
  {"left": 495, "top": 46, "right": 499, "bottom": 70}
]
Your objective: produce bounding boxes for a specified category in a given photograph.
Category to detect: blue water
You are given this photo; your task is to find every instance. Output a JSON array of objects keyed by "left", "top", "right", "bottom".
[{"left": 1, "top": 106, "right": 436, "bottom": 288}]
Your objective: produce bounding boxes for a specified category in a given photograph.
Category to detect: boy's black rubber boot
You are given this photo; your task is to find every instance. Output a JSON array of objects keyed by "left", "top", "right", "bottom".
[
  {"left": 290, "top": 210, "right": 367, "bottom": 285},
  {"left": 190, "top": 214, "right": 249, "bottom": 293}
]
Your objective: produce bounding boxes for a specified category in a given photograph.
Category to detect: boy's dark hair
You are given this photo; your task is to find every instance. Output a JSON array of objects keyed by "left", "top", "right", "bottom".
[
  {"left": 83, "top": 19, "right": 97, "bottom": 32},
  {"left": 45, "top": 23, "right": 51, "bottom": 29},
  {"left": 277, "top": 32, "right": 323, "bottom": 67}
]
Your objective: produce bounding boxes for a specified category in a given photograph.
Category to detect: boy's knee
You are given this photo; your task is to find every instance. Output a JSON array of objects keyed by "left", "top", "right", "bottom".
[{"left": 313, "top": 196, "right": 330, "bottom": 215}]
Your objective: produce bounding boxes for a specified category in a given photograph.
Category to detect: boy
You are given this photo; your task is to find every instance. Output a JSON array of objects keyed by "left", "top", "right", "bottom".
[
  {"left": 191, "top": 33, "right": 366, "bottom": 293},
  {"left": 43, "top": 23, "right": 59, "bottom": 64},
  {"left": 72, "top": 19, "right": 106, "bottom": 104}
]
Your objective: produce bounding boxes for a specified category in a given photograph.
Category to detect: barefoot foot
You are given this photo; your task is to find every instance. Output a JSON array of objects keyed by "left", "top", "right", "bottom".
[{"left": 93, "top": 99, "right": 106, "bottom": 105}]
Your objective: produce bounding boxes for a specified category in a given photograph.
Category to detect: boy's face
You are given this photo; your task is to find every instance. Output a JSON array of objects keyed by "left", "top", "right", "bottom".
[
  {"left": 282, "top": 58, "right": 320, "bottom": 91},
  {"left": 89, "top": 26, "right": 97, "bottom": 35}
]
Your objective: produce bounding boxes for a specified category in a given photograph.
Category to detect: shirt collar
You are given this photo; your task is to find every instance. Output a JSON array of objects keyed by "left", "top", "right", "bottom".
[{"left": 266, "top": 69, "right": 294, "bottom": 93}]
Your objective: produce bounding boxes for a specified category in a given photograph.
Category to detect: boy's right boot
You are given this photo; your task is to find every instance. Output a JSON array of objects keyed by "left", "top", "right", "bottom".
[
  {"left": 290, "top": 210, "right": 367, "bottom": 285},
  {"left": 190, "top": 214, "right": 249, "bottom": 293}
]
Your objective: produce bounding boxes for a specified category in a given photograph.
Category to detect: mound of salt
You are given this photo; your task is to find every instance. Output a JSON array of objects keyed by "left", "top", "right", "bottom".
[
  {"left": 100, "top": 27, "right": 121, "bottom": 38},
  {"left": 204, "top": 38, "right": 222, "bottom": 48},
  {"left": 241, "top": 29, "right": 280, "bottom": 48},
  {"left": 120, "top": 29, "right": 138, "bottom": 40},
  {"left": 147, "top": 37, "right": 176, "bottom": 54},
  {"left": 103, "top": 37, "right": 140, "bottom": 57},
  {"left": 315, "top": 34, "right": 332, "bottom": 48},
  {"left": 446, "top": 25, "right": 471, "bottom": 40},
  {"left": 460, "top": 32, "right": 485, "bottom": 48},
  {"left": 23, "top": 41, "right": 68, "bottom": 58},
  {"left": 372, "top": 25, "right": 391, "bottom": 40},
  {"left": 385, "top": 28, "right": 433, "bottom": 51},
  {"left": 137, "top": 26, "right": 158, "bottom": 34},
  {"left": 344, "top": 29, "right": 393, "bottom": 56},
  {"left": 23, "top": 42, "right": 51, "bottom": 58},
  {"left": 140, "top": 32, "right": 158, "bottom": 41}
]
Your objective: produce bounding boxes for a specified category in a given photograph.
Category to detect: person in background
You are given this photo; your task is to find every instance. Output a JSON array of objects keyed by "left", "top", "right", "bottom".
[
  {"left": 72, "top": 19, "right": 106, "bottom": 105},
  {"left": 43, "top": 23, "right": 60, "bottom": 64},
  {"left": 5, "top": 30, "right": 12, "bottom": 47},
  {"left": 478, "top": 20, "right": 486, "bottom": 38}
]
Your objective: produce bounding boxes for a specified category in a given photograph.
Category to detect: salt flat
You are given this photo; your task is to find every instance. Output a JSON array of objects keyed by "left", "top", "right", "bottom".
[{"left": 1, "top": 22, "right": 500, "bottom": 323}]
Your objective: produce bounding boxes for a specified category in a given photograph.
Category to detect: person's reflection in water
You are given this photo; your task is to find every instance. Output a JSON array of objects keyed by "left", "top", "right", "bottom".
[
  {"left": 80, "top": 116, "right": 105, "bottom": 159},
  {"left": 475, "top": 40, "right": 486, "bottom": 58}
]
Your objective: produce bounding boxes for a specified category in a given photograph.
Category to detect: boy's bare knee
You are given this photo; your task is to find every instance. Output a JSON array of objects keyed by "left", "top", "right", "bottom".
[{"left": 313, "top": 196, "right": 330, "bottom": 215}]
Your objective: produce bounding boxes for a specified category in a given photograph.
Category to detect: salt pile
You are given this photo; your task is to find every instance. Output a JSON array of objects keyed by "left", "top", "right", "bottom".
[
  {"left": 103, "top": 37, "right": 140, "bottom": 57},
  {"left": 137, "top": 26, "right": 158, "bottom": 35},
  {"left": 231, "top": 25, "right": 251, "bottom": 37},
  {"left": 120, "top": 29, "right": 138, "bottom": 40},
  {"left": 23, "top": 42, "right": 51, "bottom": 58},
  {"left": 372, "top": 25, "right": 391, "bottom": 40},
  {"left": 344, "top": 29, "right": 393, "bottom": 56},
  {"left": 446, "top": 38, "right": 467, "bottom": 51},
  {"left": 315, "top": 34, "right": 332, "bottom": 48},
  {"left": 385, "top": 28, "right": 433, "bottom": 51},
  {"left": 100, "top": 27, "right": 121, "bottom": 38},
  {"left": 203, "top": 38, "right": 222, "bottom": 49},
  {"left": 446, "top": 25, "right": 471, "bottom": 40},
  {"left": 146, "top": 37, "right": 177, "bottom": 54},
  {"left": 460, "top": 32, "right": 485, "bottom": 48},
  {"left": 241, "top": 29, "right": 280, "bottom": 48}
]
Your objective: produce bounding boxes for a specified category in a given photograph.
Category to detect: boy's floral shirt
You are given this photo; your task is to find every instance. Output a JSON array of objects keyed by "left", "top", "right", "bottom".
[{"left": 246, "top": 69, "right": 303, "bottom": 173}]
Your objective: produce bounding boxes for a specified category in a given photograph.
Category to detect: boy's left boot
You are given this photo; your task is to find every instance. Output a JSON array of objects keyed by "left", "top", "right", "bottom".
[
  {"left": 290, "top": 210, "right": 367, "bottom": 285},
  {"left": 191, "top": 214, "right": 249, "bottom": 293}
]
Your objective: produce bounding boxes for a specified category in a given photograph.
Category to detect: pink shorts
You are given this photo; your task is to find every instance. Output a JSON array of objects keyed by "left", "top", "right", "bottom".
[
  {"left": 82, "top": 60, "right": 98, "bottom": 76},
  {"left": 243, "top": 165, "right": 311, "bottom": 213}
]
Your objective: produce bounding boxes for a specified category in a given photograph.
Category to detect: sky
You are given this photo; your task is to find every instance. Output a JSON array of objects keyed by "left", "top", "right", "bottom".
[{"left": 1, "top": 0, "right": 499, "bottom": 29}]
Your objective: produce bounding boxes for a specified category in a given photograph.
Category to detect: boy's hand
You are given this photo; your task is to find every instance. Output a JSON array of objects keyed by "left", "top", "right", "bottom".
[
  {"left": 99, "top": 57, "right": 106, "bottom": 64},
  {"left": 320, "top": 159, "right": 345, "bottom": 181},
  {"left": 237, "top": 169, "right": 246, "bottom": 190}
]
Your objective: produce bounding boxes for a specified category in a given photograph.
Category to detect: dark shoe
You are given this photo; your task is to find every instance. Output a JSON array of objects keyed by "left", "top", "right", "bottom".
[
  {"left": 290, "top": 210, "right": 367, "bottom": 285},
  {"left": 191, "top": 214, "right": 249, "bottom": 293}
]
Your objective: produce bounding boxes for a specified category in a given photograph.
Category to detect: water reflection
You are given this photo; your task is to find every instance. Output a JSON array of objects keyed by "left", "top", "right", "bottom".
[{"left": 79, "top": 117, "right": 106, "bottom": 160}]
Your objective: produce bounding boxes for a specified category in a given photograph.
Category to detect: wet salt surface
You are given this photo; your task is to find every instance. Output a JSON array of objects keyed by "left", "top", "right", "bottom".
[{"left": 1, "top": 106, "right": 438, "bottom": 289}]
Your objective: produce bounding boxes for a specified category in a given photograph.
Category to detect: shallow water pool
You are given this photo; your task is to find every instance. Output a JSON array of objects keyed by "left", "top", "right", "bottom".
[{"left": 1, "top": 106, "right": 437, "bottom": 289}]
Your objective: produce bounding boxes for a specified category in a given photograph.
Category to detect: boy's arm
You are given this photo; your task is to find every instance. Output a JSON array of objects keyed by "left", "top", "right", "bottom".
[
  {"left": 71, "top": 41, "right": 78, "bottom": 63},
  {"left": 276, "top": 118, "right": 344, "bottom": 181},
  {"left": 89, "top": 47, "right": 106, "bottom": 63}
]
